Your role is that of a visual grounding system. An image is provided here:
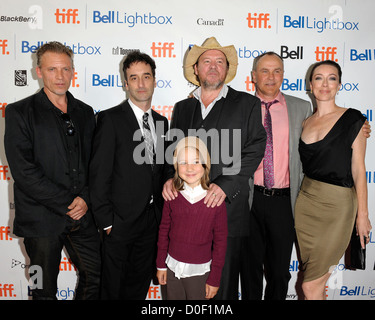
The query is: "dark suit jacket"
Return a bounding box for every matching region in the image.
[89,100,169,239]
[169,86,266,236]
[4,89,96,237]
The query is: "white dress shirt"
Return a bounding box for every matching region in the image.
[128,98,157,149]
[193,84,228,119]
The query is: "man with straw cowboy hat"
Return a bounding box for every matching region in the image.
[162,37,266,300]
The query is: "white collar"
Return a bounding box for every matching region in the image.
[180,182,207,204]
[192,84,228,119]
[193,84,228,101]
[128,98,152,121]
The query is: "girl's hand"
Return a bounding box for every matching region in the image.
[205,284,219,299]
[157,270,167,285]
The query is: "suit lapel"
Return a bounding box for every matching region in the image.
[121,100,142,134]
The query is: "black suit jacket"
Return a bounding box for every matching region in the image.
[169,86,266,236]
[4,89,96,237]
[89,100,169,239]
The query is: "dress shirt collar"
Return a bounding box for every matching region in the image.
[180,182,207,204]
[193,84,228,101]
[193,84,229,119]
[128,98,152,122]
[256,90,285,105]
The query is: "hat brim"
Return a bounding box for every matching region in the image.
[183,44,238,86]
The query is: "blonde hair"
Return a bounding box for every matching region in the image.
[172,137,211,191]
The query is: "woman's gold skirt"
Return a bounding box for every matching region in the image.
[295,176,357,282]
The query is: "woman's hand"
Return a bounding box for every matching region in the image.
[356,215,372,249]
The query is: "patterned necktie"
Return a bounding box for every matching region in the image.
[142,113,155,168]
[263,100,278,189]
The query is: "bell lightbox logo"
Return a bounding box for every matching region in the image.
[283,15,359,33]
[92,11,172,27]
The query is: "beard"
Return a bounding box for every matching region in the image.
[201,78,225,90]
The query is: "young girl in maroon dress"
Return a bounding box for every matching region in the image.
[156,136,228,300]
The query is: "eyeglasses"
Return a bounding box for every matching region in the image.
[60,113,75,136]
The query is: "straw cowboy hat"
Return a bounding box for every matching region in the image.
[183,37,238,86]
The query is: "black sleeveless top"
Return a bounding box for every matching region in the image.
[299,108,366,188]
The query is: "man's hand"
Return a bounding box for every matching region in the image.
[362,120,371,138]
[204,183,226,208]
[66,196,88,220]
[162,178,178,201]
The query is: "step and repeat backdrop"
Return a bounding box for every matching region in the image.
[0,0,374,300]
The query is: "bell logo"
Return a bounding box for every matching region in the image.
[246,13,271,29]
[55,9,80,24]
[281,45,304,60]
[0,39,10,55]
[315,46,338,62]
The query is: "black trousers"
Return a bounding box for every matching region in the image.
[100,204,158,300]
[214,236,252,300]
[24,215,101,300]
[248,188,295,300]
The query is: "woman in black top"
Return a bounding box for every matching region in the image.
[295,60,372,300]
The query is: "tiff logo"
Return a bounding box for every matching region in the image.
[246,13,271,29]
[315,46,338,62]
[0,226,12,240]
[0,102,7,118]
[55,9,80,24]
[148,286,161,299]
[151,42,175,58]
[152,105,173,121]
[0,165,11,181]
[0,39,10,55]
[244,77,255,92]
[72,72,79,88]
[60,257,77,272]
[0,284,15,298]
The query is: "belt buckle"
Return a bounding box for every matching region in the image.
[263,188,274,196]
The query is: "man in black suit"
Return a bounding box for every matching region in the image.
[89,51,169,299]
[162,37,266,299]
[4,41,101,300]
